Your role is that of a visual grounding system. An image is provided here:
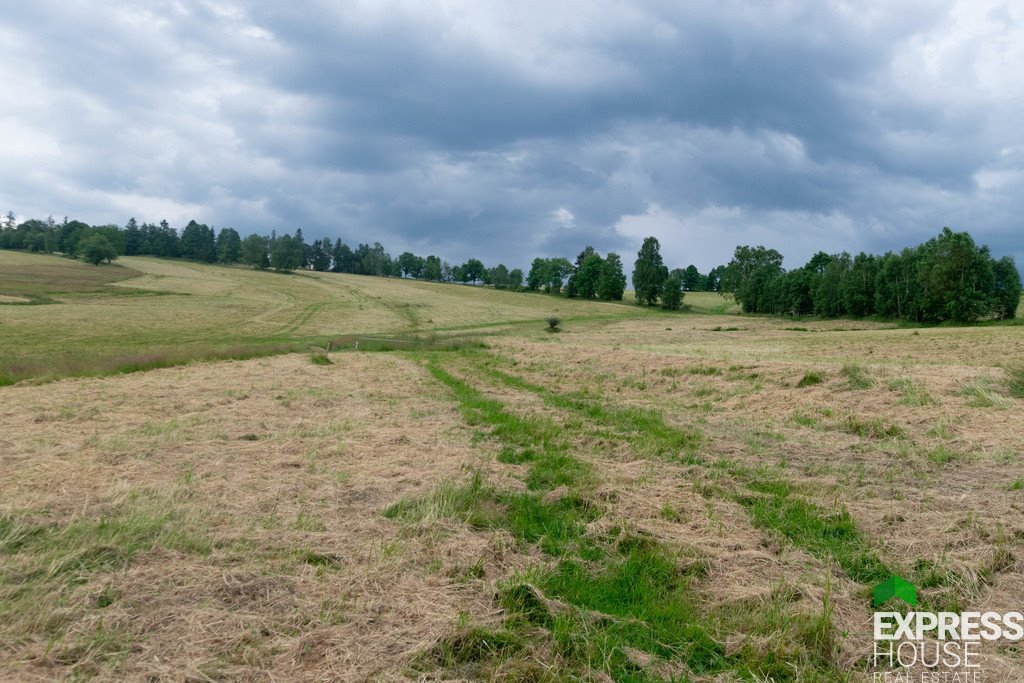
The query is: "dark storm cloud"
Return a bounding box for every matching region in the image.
[1,0,1021,270]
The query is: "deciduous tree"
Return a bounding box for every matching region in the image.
[632,237,668,305]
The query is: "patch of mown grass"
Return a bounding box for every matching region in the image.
[413,357,848,681]
[792,410,819,428]
[927,446,960,466]
[383,469,597,555]
[524,453,592,491]
[50,619,134,678]
[713,584,842,680]
[499,540,846,681]
[503,494,600,556]
[475,351,898,596]
[475,361,704,462]
[0,254,141,301]
[912,557,964,597]
[502,540,729,679]
[1006,366,1024,399]
[956,377,1013,408]
[341,335,488,354]
[737,485,891,585]
[927,419,954,439]
[839,416,905,439]
[383,471,497,527]
[405,358,864,683]
[887,378,936,406]
[840,363,873,390]
[392,362,599,555]
[411,625,528,679]
[0,496,212,579]
[0,342,310,387]
[496,446,537,464]
[0,491,212,666]
[423,361,562,453]
[797,370,823,388]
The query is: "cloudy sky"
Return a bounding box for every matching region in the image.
[2,1,1022,270]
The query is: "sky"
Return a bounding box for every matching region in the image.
[2,0,1023,272]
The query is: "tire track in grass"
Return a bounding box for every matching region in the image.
[468,352,895,589]
[472,351,1003,620]
[388,353,848,681]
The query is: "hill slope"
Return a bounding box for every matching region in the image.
[0,252,646,384]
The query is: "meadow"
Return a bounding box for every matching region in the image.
[1,251,1022,681]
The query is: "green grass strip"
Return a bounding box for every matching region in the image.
[472,359,704,462]
[402,355,847,681]
[470,354,892,588]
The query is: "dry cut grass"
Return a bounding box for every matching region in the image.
[2,253,1023,680]
[0,352,533,681]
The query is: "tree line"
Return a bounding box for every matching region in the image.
[720,227,1021,323]
[2,212,1018,322]
[2,212,702,305]
[0,213,609,294]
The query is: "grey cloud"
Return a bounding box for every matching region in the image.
[0,0,1021,273]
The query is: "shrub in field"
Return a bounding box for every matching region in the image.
[546,316,561,332]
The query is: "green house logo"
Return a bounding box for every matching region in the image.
[873,575,917,608]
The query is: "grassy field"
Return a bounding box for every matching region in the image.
[1,251,1023,681]
[0,252,644,385]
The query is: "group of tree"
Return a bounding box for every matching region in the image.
[524,248,628,301]
[4,212,1017,323]
[721,227,1021,323]
[630,237,709,310]
[0,213,531,286]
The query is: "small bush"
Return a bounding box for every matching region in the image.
[309,352,332,365]
[545,316,561,332]
[797,371,823,388]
